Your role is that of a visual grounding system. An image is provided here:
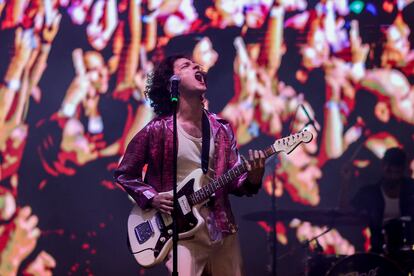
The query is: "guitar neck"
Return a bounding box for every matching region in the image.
[187,129,312,205]
[188,145,276,205]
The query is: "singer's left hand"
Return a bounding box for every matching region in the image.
[244,150,266,185]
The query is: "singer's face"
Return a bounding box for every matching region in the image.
[173,58,207,96]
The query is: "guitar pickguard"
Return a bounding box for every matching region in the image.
[150,178,201,257]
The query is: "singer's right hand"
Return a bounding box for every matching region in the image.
[151,194,173,215]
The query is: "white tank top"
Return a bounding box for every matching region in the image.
[382,187,401,223]
[176,123,215,184]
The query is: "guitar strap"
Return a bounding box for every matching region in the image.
[201,110,210,175]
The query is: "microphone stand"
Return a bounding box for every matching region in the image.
[276,227,333,276]
[300,104,319,133]
[171,82,179,276]
[269,156,279,276]
[303,227,332,276]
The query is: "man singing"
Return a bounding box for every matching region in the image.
[114,55,265,275]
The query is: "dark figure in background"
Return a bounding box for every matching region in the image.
[342,147,414,255]
[114,55,265,275]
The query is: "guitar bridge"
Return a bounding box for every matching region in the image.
[134,220,154,244]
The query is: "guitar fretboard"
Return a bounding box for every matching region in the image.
[187,146,275,205]
[187,130,311,205]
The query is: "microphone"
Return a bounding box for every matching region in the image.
[300,104,320,133]
[169,75,180,102]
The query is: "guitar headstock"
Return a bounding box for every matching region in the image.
[272,129,313,154]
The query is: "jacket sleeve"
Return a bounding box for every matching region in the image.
[114,124,158,209]
[225,124,261,196]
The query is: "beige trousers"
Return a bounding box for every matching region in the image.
[165,225,244,276]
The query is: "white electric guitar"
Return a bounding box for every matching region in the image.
[127,129,313,267]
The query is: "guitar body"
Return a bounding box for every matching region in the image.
[127,169,206,267]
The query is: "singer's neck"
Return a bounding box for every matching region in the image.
[177,95,203,123]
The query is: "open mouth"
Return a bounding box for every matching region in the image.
[195,71,205,84]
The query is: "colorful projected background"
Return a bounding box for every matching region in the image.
[1,0,414,275]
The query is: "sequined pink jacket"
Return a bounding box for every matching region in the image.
[114,110,260,235]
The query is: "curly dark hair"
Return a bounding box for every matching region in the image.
[145,54,189,116]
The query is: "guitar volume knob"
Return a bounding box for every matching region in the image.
[160,237,166,243]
